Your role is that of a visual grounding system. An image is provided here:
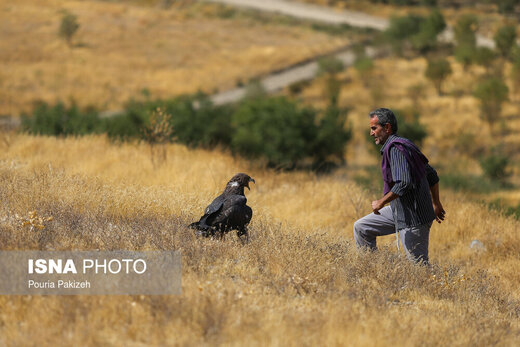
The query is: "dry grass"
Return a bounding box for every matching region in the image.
[0,0,349,116]
[0,134,519,345]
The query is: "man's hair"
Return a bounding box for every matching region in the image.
[369,108,398,134]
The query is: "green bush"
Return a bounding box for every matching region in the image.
[473,77,509,130]
[497,0,520,15]
[425,58,452,95]
[312,105,351,170]
[384,14,424,53]
[479,150,511,182]
[494,25,517,59]
[410,9,446,53]
[231,97,316,169]
[21,94,352,171]
[454,14,478,69]
[231,97,350,169]
[59,11,79,47]
[21,101,101,136]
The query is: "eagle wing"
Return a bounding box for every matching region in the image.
[189,194,225,230]
[211,195,252,230]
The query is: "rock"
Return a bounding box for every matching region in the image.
[470,240,486,251]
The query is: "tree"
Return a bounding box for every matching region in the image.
[473,47,497,74]
[480,147,511,183]
[425,58,452,95]
[510,45,520,101]
[494,25,517,59]
[384,14,424,54]
[497,0,520,15]
[410,9,446,53]
[473,77,509,131]
[59,11,79,47]
[454,14,478,70]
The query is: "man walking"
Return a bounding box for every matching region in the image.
[353,108,445,263]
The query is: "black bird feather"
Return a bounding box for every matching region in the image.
[189,173,255,243]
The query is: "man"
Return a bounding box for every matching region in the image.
[353,108,445,264]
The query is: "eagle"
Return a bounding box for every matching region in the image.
[189,173,255,243]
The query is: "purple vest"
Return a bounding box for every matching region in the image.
[381,137,428,195]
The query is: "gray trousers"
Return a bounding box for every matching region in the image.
[353,206,431,263]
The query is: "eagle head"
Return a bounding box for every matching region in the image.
[228,173,255,190]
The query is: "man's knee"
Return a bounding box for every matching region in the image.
[353,219,364,238]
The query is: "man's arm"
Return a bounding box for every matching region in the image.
[430,182,445,223]
[372,190,399,214]
[425,164,445,223]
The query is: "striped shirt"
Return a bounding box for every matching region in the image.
[381,135,439,229]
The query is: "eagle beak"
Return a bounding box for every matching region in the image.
[247,178,255,190]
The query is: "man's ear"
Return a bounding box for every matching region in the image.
[384,123,393,134]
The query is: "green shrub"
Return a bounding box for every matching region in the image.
[494,25,517,59]
[59,11,79,47]
[410,9,446,53]
[312,105,351,170]
[473,77,509,131]
[384,14,424,53]
[231,96,350,169]
[425,58,452,95]
[454,14,478,69]
[317,56,344,76]
[231,97,316,169]
[21,101,101,136]
[479,150,511,182]
[497,0,520,15]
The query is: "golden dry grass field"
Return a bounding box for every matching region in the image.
[0,0,350,116]
[0,134,519,345]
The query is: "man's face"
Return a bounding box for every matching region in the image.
[369,116,391,146]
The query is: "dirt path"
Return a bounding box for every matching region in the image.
[204,0,389,30]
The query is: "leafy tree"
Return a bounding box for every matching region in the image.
[21,101,100,136]
[510,45,520,100]
[454,14,478,70]
[497,0,520,14]
[59,11,79,47]
[425,58,452,95]
[317,56,344,76]
[231,96,351,169]
[410,9,446,53]
[312,105,351,170]
[473,47,497,74]
[231,97,317,169]
[473,77,509,131]
[480,148,511,183]
[494,25,517,59]
[384,14,424,54]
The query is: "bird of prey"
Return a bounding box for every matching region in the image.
[189,173,255,243]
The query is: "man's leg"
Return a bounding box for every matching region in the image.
[399,223,431,263]
[353,206,396,250]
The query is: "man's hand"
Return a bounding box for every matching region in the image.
[372,191,399,215]
[372,200,384,215]
[433,201,446,223]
